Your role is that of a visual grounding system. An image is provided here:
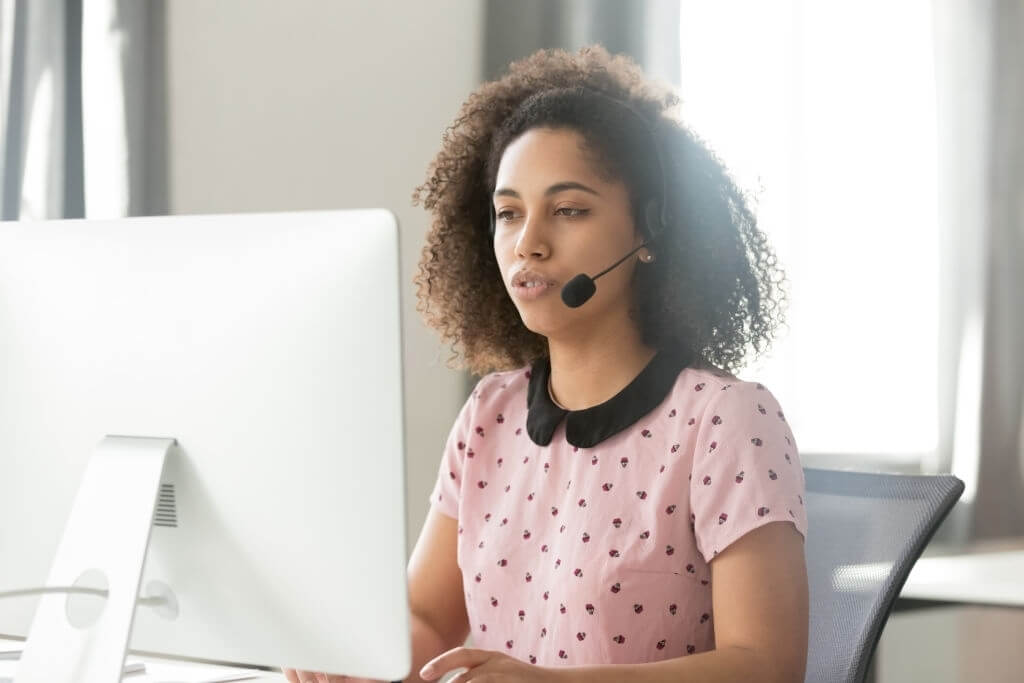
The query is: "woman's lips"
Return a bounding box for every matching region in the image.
[512,281,557,300]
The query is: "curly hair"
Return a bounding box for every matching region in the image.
[412,45,788,378]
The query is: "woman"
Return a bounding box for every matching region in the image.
[288,45,808,683]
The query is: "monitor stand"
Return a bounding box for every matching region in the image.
[15,436,176,683]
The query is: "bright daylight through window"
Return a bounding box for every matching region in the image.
[679,1,939,464]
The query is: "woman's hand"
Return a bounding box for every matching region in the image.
[282,667,386,683]
[419,648,561,682]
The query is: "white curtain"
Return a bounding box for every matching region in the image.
[0,0,160,221]
[1,0,71,219]
[483,0,680,99]
[932,0,1024,542]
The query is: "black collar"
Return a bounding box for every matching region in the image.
[526,348,694,448]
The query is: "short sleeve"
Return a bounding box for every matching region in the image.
[427,379,481,520]
[689,381,808,561]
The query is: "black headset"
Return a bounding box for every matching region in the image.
[487,89,671,247]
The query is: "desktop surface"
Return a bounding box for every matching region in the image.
[899,537,1024,608]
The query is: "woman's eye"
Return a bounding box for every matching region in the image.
[555,207,589,217]
[496,209,517,222]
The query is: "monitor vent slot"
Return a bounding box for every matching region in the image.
[154,483,178,528]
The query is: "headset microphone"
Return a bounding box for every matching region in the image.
[561,242,649,308]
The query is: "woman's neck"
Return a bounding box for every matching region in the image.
[546,334,658,411]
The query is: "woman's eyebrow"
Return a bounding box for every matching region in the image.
[493,181,602,199]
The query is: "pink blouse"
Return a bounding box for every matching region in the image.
[429,354,808,667]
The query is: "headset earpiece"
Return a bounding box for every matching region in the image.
[644,198,664,243]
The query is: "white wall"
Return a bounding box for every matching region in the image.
[164,0,483,554]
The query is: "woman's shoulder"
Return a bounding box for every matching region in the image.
[673,358,739,392]
[670,359,784,409]
[465,364,533,409]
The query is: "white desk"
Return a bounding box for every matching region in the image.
[898,539,1024,609]
[0,639,283,682]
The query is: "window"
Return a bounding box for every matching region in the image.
[679,1,939,466]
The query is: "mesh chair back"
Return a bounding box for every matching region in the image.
[803,468,964,683]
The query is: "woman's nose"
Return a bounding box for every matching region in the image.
[515,214,550,258]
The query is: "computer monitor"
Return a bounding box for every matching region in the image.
[0,210,411,681]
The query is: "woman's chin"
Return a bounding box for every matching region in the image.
[518,311,571,340]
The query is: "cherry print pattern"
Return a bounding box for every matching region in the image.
[427,366,808,666]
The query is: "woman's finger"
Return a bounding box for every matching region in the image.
[421,647,492,681]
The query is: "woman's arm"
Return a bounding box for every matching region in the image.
[402,507,471,683]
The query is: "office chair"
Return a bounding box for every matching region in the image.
[802,467,964,683]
